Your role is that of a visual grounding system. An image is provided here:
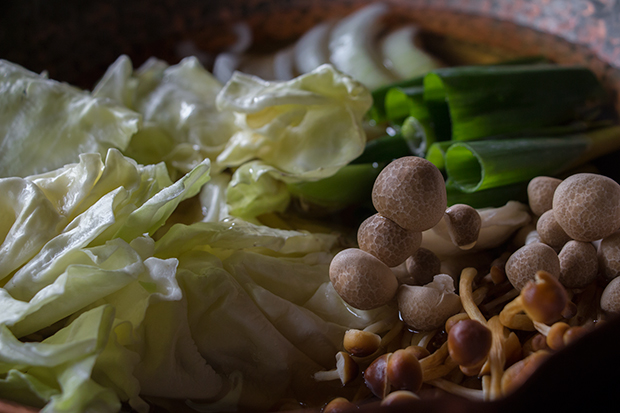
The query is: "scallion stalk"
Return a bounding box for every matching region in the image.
[287,163,382,210]
[446,179,528,208]
[421,64,609,142]
[445,126,620,193]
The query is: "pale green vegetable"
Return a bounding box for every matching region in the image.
[380,25,440,79]
[0,60,140,178]
[93,55,237,174]
[0,147,395,412]
[149,220,394,409]
[328,3,397,89]
[226,161,291,222]
[215,64,371,179]
[0,56,388,413]
[0,306,127,413]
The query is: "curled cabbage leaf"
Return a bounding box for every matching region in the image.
[93,55,237,175]
[215,64,371,178]
[0,60,140,178]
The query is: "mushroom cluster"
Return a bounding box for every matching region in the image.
[523,173,620,312]
[329,156,482,322]
[318,166,617,411]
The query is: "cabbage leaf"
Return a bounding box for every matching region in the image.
[0,60,140,178]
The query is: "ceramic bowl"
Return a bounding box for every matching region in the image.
[1,1,620,412]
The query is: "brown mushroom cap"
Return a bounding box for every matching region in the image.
[598,231,620,281]
[386,348,423,393]
[371,156,447,232]
[323,397,358,413]
[558,240,598,289]
[404,345,431,360]
[527,176,562,217]
[443,204,482,250]
[364,353,391,399]
[501,350,552,395]
[520,270,568,325]
[329,248,399,310]
[505,243,560,291]
[552,173,620,242]
[397,274,462,331]
[357,213,422,267]
[601,276,620,314]
[404,247,441,286]
[343,329,381,358]
[447,319,492,367]
[380,390,419,407]
[536,209,572,250]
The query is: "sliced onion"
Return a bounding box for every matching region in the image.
[228,23,253,54]
[273,46,297,80]
[380,25,440,79]
[328,3,398,90]
[213,52,241,84]
[294,21,333,74]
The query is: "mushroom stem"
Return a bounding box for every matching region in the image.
[481,288,519,314]
[428,379,485,401]
[532,320,551,336]
[414,330,437,349]
[420,342,458,381]
[485,316,507,401]
[364,314,399,335]
[313,352,358,385]
[498,296,535,331]
[380,320,405,348]
[459,267,487,325]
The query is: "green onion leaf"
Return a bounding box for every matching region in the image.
[287,163,382,210]
[421,64,609,142]
[445,126,620,193]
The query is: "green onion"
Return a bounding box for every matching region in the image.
[287,163,382,210]
[351,134,411,164]
[445,126,620,193]
[425,141,453,171]
[446,179,528,208]
[368,75,424,122]
[421,64,609,141]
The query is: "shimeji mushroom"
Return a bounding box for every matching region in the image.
[364,353,391,399]
[386,348,424,393]
[500,270,569,329]
[329,248,399,310]
[501,350,552,395]
[505,242,560,291]
[552,173,620,242]
[403,247,441,286]
[343,329,382,358]
[397,274,462,331]
[447,319,493,369]
[527,176,562,217]
[536,209,572,250]
[313,351,359,385]
[601,276,620,314]
[322,397,358,413]
[443,204,482,250]
[371,156,447,232]
[558,240,598,289]
[598,231,620,281]
[357,213,422,267]
[379,390,419,406]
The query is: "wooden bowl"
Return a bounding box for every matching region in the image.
[1,1,620,412]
